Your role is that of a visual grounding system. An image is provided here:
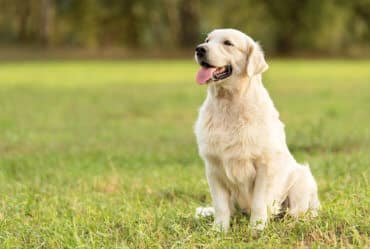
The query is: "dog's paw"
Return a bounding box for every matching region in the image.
[212,221,228,233]
[249,217,266,233]
[309,208,319,218]
[195,206,215,219]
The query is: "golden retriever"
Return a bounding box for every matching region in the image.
[194,29,320,232]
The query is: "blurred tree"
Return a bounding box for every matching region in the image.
[0,0,368,55]
[263,0,309,53]
[15,0,31,42]
[179,0,200,48]
[351,0,370,46]
[40,0,55,46]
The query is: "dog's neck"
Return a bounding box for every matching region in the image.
[207,75,262,101]
[205,74,278,121]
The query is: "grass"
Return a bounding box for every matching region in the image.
[0,59,369,248]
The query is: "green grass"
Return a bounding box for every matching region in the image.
[0,59,369,248]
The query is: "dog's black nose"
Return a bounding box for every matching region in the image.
[195,46,206,57]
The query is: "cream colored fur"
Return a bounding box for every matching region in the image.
[194,29,320,232]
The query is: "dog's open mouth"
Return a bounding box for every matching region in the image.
[196,62,232,85]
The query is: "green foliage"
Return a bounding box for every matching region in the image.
[0,0,369,54]
[0,60,369,248]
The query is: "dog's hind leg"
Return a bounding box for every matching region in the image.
[288,164,320,217]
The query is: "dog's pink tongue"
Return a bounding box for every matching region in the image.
[196,67,216,84]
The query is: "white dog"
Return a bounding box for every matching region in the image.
[194,29,320,232]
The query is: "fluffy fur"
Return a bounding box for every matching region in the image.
[194,29,320,232]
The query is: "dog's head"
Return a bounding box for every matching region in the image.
[195,29,268,85]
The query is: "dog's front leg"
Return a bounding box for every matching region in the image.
[206,164,231,232]
[250,165,268,231]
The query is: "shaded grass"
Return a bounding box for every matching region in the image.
[0,59,369,248]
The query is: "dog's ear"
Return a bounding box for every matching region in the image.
[246,42,268,77]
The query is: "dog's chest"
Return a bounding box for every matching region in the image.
[195,102,261,158]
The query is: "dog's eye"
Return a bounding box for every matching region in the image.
[205,39,210,43]
[223,40,233,46]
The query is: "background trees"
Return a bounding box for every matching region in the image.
[0,0,368,55]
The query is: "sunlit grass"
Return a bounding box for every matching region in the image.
[0,59,369,248]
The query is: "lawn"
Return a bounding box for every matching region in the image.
[0,59,369,248]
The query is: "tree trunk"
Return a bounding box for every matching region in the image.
[41,0,55,46]
[16,1,31,42]
[164,0,180,46]
[179,0,200,48]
